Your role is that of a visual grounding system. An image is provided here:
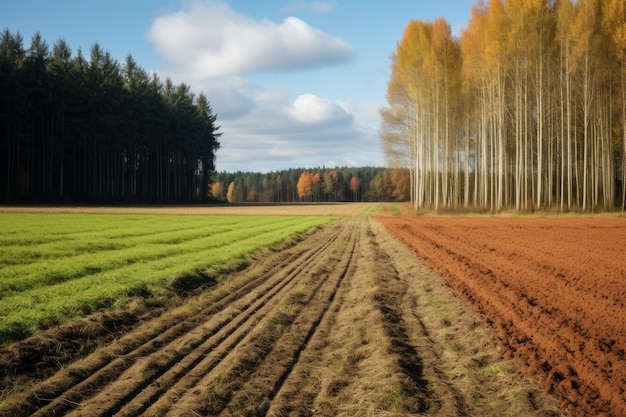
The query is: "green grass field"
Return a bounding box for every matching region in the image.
[0,212,334,344]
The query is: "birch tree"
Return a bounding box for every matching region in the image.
[382,0,624,212]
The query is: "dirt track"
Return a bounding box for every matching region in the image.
[1,217,565,416]
[378,216,625,417]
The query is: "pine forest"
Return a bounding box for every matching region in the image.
[381,0,626,212]
[0,30,221,203]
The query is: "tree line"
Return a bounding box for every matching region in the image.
[211,167,410,203]
[0,29,221,203]
[381,0,626,212]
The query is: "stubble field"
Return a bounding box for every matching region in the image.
[0,203,618,416]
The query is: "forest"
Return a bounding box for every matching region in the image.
[381,0,626,212]
[211,167,410,203]
[0,29,221,203]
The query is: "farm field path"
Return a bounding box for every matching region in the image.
[1,216,565,416]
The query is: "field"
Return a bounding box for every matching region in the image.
[0,202,372,217]
[378,216,626,417]
[0,203,620,416]
[0,211,334,343]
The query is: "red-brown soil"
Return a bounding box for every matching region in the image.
[0,217,566,416]
[377,216,626,417]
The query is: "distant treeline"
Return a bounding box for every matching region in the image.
[212,167,410,203]
[0,30,221,203]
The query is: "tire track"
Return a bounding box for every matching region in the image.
[265,218,438,417]
[163,223,359,416]
[214,222,360,416]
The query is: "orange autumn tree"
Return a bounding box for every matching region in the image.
[380,17,461,210]
[211,181,225,200]
[391,168,410,201]
[349,175,360,201]
[226,181,235,203]
[296,171,313,201]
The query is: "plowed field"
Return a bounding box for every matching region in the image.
[377,216,626,417]
[0,216,566,416]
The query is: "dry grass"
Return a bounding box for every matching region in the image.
[0,202,377,217]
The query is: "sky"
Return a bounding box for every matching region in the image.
[2,0,476,173]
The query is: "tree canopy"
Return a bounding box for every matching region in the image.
[0,29,221,203]
[212,167,409,203]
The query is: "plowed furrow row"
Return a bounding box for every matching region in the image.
[114,227,355,417]
[401,221,620,414]
[77,229,344,417]
[377,216,624,417]
[266,219,433,417]
[2,225,343,417]
[161,224,358,416]
[401,294,470,417]
[215,224,359,416]
[75,251,316,417]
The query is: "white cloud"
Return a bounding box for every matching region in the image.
[145,1,383,173]
[289,94,352,125]
[146,1,353,78]
[212,89,381,172]
[179,75,383,171]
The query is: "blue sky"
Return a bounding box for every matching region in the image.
[2,0,476,172]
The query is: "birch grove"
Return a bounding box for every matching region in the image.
[381,0,626,212]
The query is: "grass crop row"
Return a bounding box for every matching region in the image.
[0,217,282,293]
[0,213,334,344]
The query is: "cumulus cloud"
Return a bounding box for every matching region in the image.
[216,90,352,135]
[212,88,382,172]
[146,1,353,78]
[145,2,383,172]
[289,94,352,125]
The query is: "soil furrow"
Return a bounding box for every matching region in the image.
[216,223,360,416]
[378,216,623,417]
[267,219,435,416]
[364,219,440,414]
[165,223,357,416]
